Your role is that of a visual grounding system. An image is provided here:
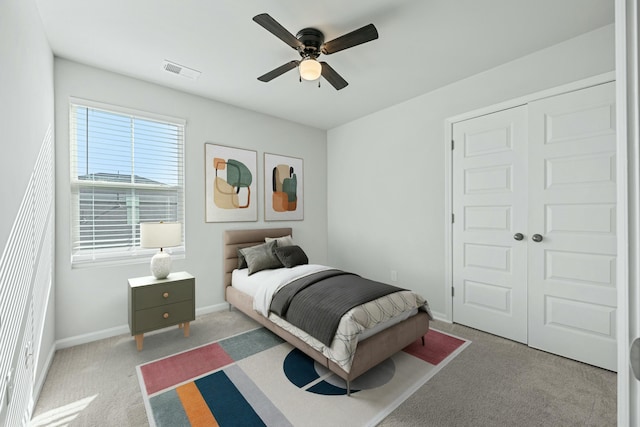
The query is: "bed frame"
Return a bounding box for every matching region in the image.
[223,228,430,394]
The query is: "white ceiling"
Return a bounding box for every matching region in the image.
[35,0,614,130]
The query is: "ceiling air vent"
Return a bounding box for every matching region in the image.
[162,60,201,80]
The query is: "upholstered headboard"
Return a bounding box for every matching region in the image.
[223,228,292,287]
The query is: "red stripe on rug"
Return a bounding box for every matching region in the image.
[140,343,234,395]
[403,329,466,365]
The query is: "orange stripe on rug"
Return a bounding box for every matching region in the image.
[176,382,219,427]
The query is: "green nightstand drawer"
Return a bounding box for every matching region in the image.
[133,300,195,334]
[134,279,193,310]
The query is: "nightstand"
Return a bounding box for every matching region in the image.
[128,271,195,351]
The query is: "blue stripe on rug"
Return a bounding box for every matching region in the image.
[149,389,190,427]
[225,364,293,427]
[195,369,265,426]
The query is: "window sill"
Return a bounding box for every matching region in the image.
[71,248,185,270]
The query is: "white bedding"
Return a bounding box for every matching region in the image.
[232,264,331,314]
[231,264,433,372]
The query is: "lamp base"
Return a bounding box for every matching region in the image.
[150,251,171,279]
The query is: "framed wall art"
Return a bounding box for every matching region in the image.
[205,143,257,222]
[264,153,303,221]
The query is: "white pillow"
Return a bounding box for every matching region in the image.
[265,235,294,247]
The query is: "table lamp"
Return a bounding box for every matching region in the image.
[140,222,182,279]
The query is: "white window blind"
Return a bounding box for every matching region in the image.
[69,100,185,265]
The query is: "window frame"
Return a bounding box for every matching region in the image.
[69,97,186,266]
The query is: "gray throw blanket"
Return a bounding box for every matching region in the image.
[270,269,405,346]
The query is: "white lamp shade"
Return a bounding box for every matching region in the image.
[299,59,322,81]
[140,222,182,249]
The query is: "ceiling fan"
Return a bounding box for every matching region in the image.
[253,13,379,90]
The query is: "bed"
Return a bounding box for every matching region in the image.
[223,228,431,394]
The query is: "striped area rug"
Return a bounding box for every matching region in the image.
[137,327,470,427]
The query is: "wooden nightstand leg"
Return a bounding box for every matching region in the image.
[135,334,144,351]
[183,322,190,337]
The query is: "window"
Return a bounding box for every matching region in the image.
[70,99,185,265]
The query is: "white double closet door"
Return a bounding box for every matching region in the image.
[452,81,617,371]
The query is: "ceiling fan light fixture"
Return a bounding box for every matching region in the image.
[299,58,322,81]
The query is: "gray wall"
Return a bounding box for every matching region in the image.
[326,24,615,319]
[54,59,328,343]
[51,21,615,341]
[0,0,55,411]
[0,2,53,245]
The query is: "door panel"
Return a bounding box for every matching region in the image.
[528,82,617,371]
[452,106,528,344]
[452,82,617,371]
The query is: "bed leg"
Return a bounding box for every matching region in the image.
[347,380,351,397]
[422,336,425,346]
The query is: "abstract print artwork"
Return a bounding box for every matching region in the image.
[264,153,303,221]
[205,144,257,222]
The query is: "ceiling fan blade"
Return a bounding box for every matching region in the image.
[257,61,300,82]
[253,13,304,50]
[320,62,348,90]
[321,23,378,55]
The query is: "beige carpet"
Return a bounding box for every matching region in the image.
[32,310,616,426]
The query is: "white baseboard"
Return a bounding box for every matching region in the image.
[196,302,229,316]
[431,310,451,323]
[55,303,230,350]
[56,325,130,350]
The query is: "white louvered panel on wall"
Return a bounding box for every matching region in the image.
[30,126,54,393]
[0,126,54,426]
[4,303,33,427]
[0,183,36,426]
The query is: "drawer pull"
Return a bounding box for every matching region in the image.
[163,312,170,319]
[163,292,169,299]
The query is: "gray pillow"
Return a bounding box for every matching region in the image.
[237,248,248,269]
[274,245,308,268]
[265,235,294,247]
[239,240,282,275]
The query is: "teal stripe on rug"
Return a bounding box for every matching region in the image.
[195,369,265,426]
[149,389,190,427]
[219,328,285,360]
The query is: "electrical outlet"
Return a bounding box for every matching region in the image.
[390,270,397,282]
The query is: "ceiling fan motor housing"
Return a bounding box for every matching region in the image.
[296,28,324,59]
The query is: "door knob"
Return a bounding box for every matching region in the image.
[532,234,543,242]
[631,337,640,381]
[513,233,524,241]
